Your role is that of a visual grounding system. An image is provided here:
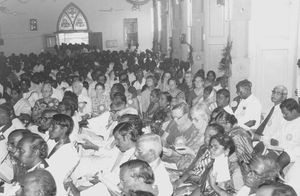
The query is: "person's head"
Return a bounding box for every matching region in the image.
[171,102,190,131]
[55,71,63,83]
[212,109,238,132]
[167,78,178,90]
[97,74,107,85]
[271,85,288,105]
[72,81,83,96]
[135,134,162,163]
[95,82,105,95]
[146,75,155,88]
[20,79,31,92]
[206,70,216,82]
[216,89,230,108]
[113,121,143,152]
[110,83,126,100]
[162,71,172,83]
[204,123,225,146]
[119,159,155,195]
[245,155,280,190]
[135,69,144,81]
[15,133,48,170]
[219,76,228,88]
[39,109,59,132]
[256,182,297,196]
[11,86,23,103]
[16,169,56,196]
[190,103,210,130]
[111,92,127,120]
[193,75,204,89]
[184,71,193,86]
[49,114,73,142]
[280,98,300,121]
[58,100,76,117]
[159,91,172,108]
[209,133,235,159]
[41,83,53,99]
[150,89,160,103]
[0,107,10,126]
[7,129,30,158]
[236,79,252,99]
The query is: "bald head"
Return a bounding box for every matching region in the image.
[135,134,162,163]
[16,169,56,196]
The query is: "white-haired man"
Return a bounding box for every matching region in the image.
[135,134,173,196]
[72,81,92,119]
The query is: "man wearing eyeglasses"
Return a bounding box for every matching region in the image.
[255,85,288,147]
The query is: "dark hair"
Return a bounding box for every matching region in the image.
[210,133,235,156]
[52,114,74,137]
[128,190,155,196]
[206,123,225,135]
[167,77,178,86]
[160,91,172,104]
[195,69,205,79]
[217,89,230,99]
[207,70,216,80]
[112,92,127,106]
[213,109,238,126]
[118,114,143,132]
[280,98,300,112]
[58,100,76,116]
[11,86,22,95]
[161,71,172,82]
[111,83,126,97]
[63,91,78,108]
[192,75,204,88]
[128,86,137,98]
[120,159,154,185]
[113,121,143,142]
[258,182,297,196]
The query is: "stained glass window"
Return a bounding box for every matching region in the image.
[57,3,88,32]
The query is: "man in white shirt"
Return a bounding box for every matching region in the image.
[234,79,262,130]
[0,107,25,183]
[135,134,173,196]
[20,78,39,108]
[256,85,288,146]
[72,81,92,119]
[278,98,300,195]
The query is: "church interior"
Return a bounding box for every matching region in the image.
[0,0,300,195]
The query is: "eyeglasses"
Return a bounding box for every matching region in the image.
[110,109,121,114]
[271,90,286,95]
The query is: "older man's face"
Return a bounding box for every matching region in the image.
[244,159,267,189]
[271,88,286,105]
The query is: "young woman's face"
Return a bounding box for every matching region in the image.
[209,138,225,158]
[204,127,218,146]
[194,76,204,89]
[168,79,177,90]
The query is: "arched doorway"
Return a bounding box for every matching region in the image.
[56,3,89,45]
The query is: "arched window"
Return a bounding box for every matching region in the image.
[56,3,89,44]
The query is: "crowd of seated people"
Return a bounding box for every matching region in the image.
[0,43,299,196]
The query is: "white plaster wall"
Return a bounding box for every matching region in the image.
[0,0,153,55]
